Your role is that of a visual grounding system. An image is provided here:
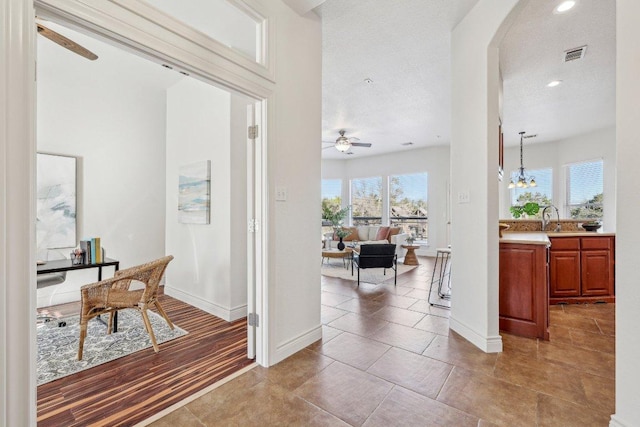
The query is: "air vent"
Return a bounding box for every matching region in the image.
[564,46,587,62]
[401,142,414,146]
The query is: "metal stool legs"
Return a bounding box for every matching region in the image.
[428,248,451,309]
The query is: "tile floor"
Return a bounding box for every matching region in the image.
[150,257,615,427]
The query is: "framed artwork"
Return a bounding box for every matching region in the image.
[178,160,211,224]
[36,153,77,249]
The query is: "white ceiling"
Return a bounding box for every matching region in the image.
[318,0,616,158]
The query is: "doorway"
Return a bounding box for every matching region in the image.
[32,6,268,423]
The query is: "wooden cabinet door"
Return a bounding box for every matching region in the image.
[549,250,581,298]
[581,249,613,296]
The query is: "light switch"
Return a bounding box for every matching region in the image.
[275,186,287,201]
[457,190,470,204]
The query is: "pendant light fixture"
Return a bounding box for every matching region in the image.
[508,131,537,189]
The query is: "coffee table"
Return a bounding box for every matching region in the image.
[322,248,353,268]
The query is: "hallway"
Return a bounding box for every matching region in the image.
[150,257,614,426]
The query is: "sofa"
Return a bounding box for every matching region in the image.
[324,225,410,257]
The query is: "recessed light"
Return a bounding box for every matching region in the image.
[364,78,373,84]
[547,80,562,87]
[555,1,576,13]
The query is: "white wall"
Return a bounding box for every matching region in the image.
[322,146,451,255]
[500,126,616,231]
[267,1,323,364]
[36,30,174,306]
[164,77,248,321]
[613,1,640,425]
[449,0,525,353]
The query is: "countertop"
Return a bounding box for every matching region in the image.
[546,231,616,237]
[500,231,616,246]
[500,232,551,246]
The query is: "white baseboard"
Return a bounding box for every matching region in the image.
[449,316,503,353]
[610,415,630,427]
[271,324,322,366]
[165,286,247,322]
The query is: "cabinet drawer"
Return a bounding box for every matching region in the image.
[550,237,580,251]
[581,237,612,250]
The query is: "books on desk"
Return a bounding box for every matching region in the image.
[80,237,102,264]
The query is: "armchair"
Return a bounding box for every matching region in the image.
[78,255,174,360]
[351,244,397,287]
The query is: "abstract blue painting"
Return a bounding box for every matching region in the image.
[178,160,211,224]
[36,153,77,249]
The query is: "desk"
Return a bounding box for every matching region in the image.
[37,258,121,330]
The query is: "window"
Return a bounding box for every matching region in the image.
[510,168,553,218]
[321,179,342,227]
[350,176,382,225]
[389,173,428,242]
[566,160,603,220]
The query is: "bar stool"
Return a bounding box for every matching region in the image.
[428,247,451,309]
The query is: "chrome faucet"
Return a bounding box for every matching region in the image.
[542,205,561,232]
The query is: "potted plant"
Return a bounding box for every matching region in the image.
[322,205,350,227]
[509,202,540,219]
[334,227,352,250]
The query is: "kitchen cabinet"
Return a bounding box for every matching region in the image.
[499,241,549,340]
[549,235,615,304]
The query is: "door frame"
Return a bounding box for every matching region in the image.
[34,0,272,365]
[0,3,273,422]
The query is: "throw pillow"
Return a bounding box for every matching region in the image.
[357,226,369,241]
[388,227,401,241]
[375,226,391,241]
[345,227,359,241]
[368,226,380,241]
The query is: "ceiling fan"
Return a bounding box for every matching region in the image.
[37,19,98,61]
[322,130,372,153]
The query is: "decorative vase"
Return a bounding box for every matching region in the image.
[337,237,345,251]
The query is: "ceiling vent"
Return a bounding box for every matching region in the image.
[564,46,587,62]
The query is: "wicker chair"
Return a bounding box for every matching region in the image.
[78,255,174,360]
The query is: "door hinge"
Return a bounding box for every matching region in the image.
[248,313,259,327]
[248,218,259,233]
[248,125,259,140]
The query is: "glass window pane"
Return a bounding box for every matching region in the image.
[567,160,603,220]
[510,168,553,216]
[351,177,382,226]
[321,179,342,227]
[389,173,428,242]
[144,0,260,62]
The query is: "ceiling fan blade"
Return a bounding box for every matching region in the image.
[322,145,335,150]
[350,142,372,148]
[37,23,98,61]
[348,137,360,142]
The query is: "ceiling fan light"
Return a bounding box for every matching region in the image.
[555,1,576,13]
[335,137,351,152]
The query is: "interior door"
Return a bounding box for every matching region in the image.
[246,100,264,361]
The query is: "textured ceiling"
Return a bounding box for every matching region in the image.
[319,0,616,158]
[318,0,479,159]
[500,0,615,147]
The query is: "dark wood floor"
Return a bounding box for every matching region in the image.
[37,295,253,426]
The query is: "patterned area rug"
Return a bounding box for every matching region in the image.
[321,260,417,284]
[37,309,187,385]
